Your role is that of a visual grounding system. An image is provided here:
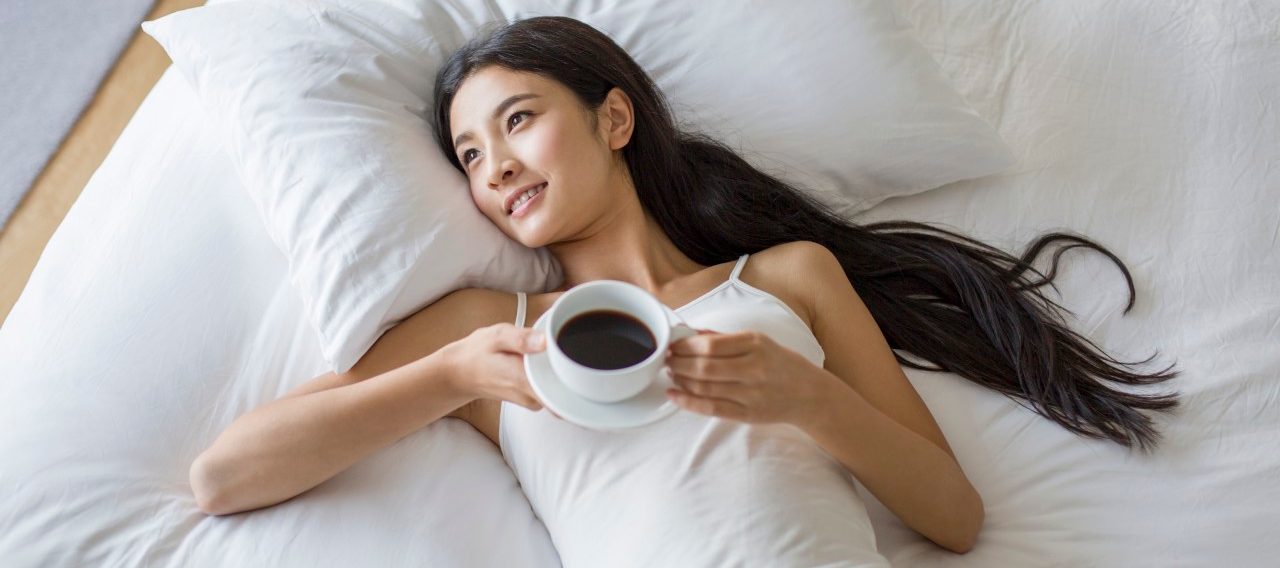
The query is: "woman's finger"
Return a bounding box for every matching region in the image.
[519,391,543,411]
[666,389,748,420]
[492,323,546,354]
[672,375,742,400]
[665,357,745,381]
[669,330,760,357]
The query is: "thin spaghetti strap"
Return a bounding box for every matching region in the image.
[729,253,750,282]
[515,292,527,327]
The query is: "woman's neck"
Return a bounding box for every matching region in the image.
[547,203,704,295]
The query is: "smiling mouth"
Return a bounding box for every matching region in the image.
[508,183,547,216]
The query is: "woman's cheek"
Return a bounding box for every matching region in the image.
[525,120,569,173]
[470,185,496,220]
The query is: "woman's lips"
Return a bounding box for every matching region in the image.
[510,184,546,219]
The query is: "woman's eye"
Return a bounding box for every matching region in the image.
[507,110,530,131]
[459,111,529,166]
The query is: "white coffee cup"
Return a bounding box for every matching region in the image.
[545,280,698,403]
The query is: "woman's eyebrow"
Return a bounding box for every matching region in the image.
[453,93,542,148]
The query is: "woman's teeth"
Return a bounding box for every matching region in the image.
[510,184,545,214]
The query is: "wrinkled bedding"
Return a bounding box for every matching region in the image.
[856,2,1280,565]
[1,1,1277,566]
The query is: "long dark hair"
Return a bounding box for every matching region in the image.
[432,16,1179,451]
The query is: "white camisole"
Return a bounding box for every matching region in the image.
[501,254,889,567]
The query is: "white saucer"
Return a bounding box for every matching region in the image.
[524,310,681,431]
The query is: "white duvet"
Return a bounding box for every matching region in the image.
[2,1,1277,566]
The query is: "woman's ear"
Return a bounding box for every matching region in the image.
[599,87,635,151]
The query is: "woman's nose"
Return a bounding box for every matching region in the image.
[486,156,521,189]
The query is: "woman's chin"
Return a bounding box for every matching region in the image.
[497,213,553,248]
[509,230,547,249]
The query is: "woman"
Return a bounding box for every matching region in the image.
[188,16,1179,561]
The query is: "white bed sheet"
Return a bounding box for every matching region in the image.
[0,71,561,567]
[2,1,1278,567]
[852,2,1280,566]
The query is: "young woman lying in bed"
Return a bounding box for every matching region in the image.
[188,16,1179,557]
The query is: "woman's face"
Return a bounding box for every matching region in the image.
[449,66,625,247]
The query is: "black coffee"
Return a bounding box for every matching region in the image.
[556,309,657,370]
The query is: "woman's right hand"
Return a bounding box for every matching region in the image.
[439,323,547,411]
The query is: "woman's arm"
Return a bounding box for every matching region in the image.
[801,242,983,553]
[663,241,983,553]
[797,373,983,554]
[190,288,514,516]
[190,352,471,516]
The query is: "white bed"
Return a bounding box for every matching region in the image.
[2,1,1278,566]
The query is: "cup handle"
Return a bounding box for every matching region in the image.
[669,322,698,345]
[660,323,699,389]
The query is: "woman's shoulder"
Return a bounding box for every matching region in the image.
[446,287,516,309]
[740,241,837,329]
[426,288,518,332]
[460,287,562,328]
[757,240,838,269]
[522,289,565,327]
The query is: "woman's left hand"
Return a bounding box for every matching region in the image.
[664,329,836,425]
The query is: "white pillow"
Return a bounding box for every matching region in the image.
[144,0,1014,374]
[144,1,563,374]
[492,0,1017,214]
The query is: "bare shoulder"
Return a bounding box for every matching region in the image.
[438,287,521,325]
[758,240,838,269]
[340,287,517,383]
[517,289,565,329]
[739,241,840,329]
